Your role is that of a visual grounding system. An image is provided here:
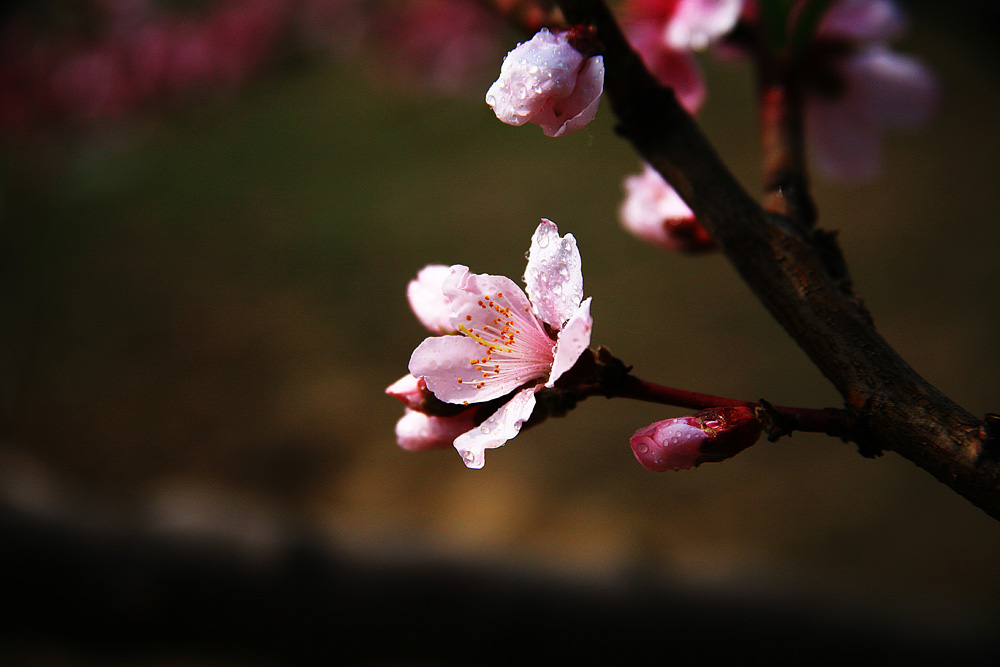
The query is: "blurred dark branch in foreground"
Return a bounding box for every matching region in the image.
[555,0,1000,520]
[0,499,993,665]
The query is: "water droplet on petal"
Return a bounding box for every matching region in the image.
[537,235,550,248]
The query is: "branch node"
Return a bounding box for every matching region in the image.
[978,413,1000,458]
[755,399,797,442]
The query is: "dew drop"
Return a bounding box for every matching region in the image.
[537,234,550,248]
[486,95,496,106]
[480,424,492,434]
[636,443,649,454]
[513,83,528,100]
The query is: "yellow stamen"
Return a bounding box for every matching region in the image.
[459,323,515,354]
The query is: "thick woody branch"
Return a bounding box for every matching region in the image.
[554,0,1000,519]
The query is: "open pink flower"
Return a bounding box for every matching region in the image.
[624,0,744,112]
[485,28,604,137]
[407,219,593,468]
[805,0,939,180]
[620,163,716,252]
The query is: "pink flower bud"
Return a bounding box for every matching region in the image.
[630,406,761,471]
[485,28,604,137]
[385,374,426,411]
[620,164,716,253]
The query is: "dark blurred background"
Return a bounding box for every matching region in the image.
[1,0,998,664]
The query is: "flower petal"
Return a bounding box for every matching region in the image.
[407,264,456,333]
[395,408,477,452]
[453,386,537,468]
[409,334,503,404]
[548,297,593,387]
[535,55,605,137]
[666,0,743,50]
[386,373,423,410]
[523,219,584,329]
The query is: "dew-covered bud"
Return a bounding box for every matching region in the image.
[485,28,604,137]
[630,406,762,472]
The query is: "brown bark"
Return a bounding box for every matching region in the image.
[555,0,1000,519]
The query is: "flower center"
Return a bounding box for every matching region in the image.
[454,291,554,391]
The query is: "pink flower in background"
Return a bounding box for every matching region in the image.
[486,28,605,137]
[406,219,593,468]
[630,406,761,471]
[376,0,505,94]
[623,0,744,112]
[619,163,716,252]
[804,0,939,180]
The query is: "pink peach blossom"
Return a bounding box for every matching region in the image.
[485,28,605,137]
[407,219,593,467]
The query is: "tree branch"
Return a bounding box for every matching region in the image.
[554,0,1000,519]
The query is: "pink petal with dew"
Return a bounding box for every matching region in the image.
[818,0,905,43]
[666,0,744,50]
[409,335,494,403]
[523,219,584,329]
[485,28,584,127]
[536,55,605,137]
[453,386,538,468]
[407,264,455,334]
[395,408,477,452]
[548,297,593,387]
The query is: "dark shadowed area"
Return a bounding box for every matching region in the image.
[1,1,998,664]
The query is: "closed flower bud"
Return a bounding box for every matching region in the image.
[485,28,604,137]
[630,406,762,472]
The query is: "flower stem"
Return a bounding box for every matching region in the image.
[576,374,848,439]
